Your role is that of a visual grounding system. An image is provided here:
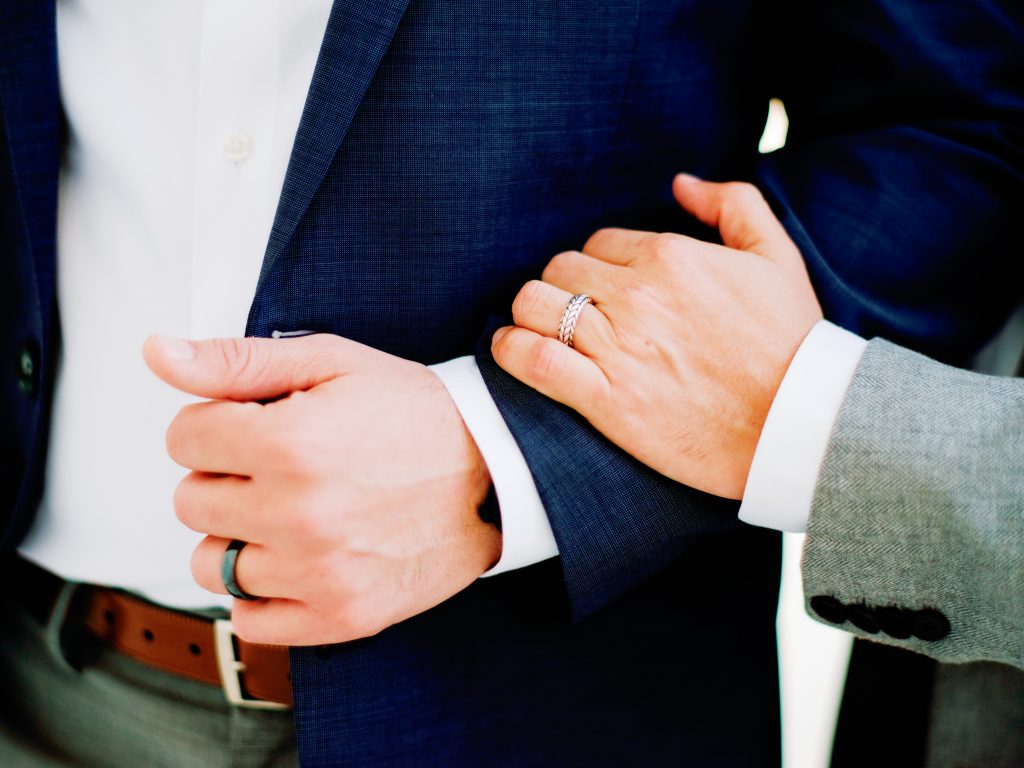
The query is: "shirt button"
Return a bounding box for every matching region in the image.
[16,343,39,397]
[223,131,254,164]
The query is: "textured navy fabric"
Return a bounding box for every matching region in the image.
[2,0,1023,766]
[0,0,60,555]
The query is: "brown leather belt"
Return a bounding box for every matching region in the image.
[7,557,292,709]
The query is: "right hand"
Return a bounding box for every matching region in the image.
[491,175,823,499]
[144,332,499,646]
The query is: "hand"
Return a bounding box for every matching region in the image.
[491,175,823,499]
[143,334,500,646]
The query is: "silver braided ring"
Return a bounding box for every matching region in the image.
[222,539,259,601]
[557,294,592,348]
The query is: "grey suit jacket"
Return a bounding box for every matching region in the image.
[802,339,1024,766]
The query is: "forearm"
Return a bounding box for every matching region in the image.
[476,322,742,619]
[431,355,559,576]
[803,339,1024,668]
[757,0,1024,364]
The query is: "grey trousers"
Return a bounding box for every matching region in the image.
[0,584,298,768]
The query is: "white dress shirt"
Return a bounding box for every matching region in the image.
[740,320,868,532]
[21,0,553,608]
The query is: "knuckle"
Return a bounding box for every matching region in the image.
[314,558,351,599]
[220,338,269,393]
[541,250,579,282]
[290,499,333,543]
[527,339,564,384]
[642,234,701,275]
[164,412,191,464]
[727,181,762,199]
[645,233,681,261]
[511,280,546,323]
[583,228,615,253]
[219,336,249,372]
[172,478,196,527]
[189,544,216,591]
[304,336,344,378]
[164,424,181,463]
[228,607,263,643]
[490,329,512,363]
[724,182,763,211]
[337,603,383,640]
[617,280,656,307]
[266,424,317,475]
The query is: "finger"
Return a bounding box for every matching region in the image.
[143,332,376,402]
[165,400,263,474]
[229,598,315,645]
[511,280,612,353]
[191,536,292,600]
[581,227,657,266]
[174,472,269,541]
[231,596,392,646]
[541,250,623,296]
[672,175,804,270]
[491,326,608,414]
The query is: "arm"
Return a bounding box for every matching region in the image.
[742,319,1024,667]
[757,0,1024,365]
[477,338,742,619]
[480,0,1024,617]
[491,171,1024,663]
[431,356,558,576]
[802,339,1024,669]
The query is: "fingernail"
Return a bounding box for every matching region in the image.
[155,334,195,361]
[492,326,512,346]
[675,172,700,184]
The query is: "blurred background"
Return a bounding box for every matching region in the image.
[757,99,854,768]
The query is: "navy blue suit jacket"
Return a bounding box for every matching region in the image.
[2,1,1022,766]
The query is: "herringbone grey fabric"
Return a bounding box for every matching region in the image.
[804,338,1023,665]
[803,338,1024,766]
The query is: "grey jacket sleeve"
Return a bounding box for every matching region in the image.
[801,339,1024,669]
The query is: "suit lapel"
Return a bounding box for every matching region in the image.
[0,0,61,307]
[250,0,414,311]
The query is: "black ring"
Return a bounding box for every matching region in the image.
[222,540,258,601]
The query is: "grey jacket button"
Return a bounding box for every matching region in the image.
[810,595,848,625]
[909,608,950,642]
[847,604,881,634]
[875,606,913,639]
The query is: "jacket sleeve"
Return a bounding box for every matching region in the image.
[476,0,1024,620]
[756,0,1024,364]
[802,339,1024,669]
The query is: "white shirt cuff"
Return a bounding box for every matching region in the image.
[430,356,559,576]
[738,320,868,533]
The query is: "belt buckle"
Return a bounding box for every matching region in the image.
[213,620,289,710]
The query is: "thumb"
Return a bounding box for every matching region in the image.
[672,174,804,271]
[143,333,356,401]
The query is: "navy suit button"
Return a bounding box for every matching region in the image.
[846,604,880,634]
[909,608,950,642]
[16,343,39,397]
[809,595,848,625]
[875,607,913,639]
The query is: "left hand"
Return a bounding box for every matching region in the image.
[491,174,823,500]
[143,334,500,646]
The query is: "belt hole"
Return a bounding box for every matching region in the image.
[103,610,115,625]
[142,629,154,642]
[189,643,201,656]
